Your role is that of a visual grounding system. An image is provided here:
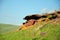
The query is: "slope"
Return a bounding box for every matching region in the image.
[0,24,19,34]
[0,21,60,40]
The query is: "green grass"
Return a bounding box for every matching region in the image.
[0,22,60,40]
[0,24,19,33]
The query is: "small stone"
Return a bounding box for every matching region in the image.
[40,32,46,36]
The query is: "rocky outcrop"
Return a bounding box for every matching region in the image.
[19,10,60,30]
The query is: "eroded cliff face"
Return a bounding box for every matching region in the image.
[19,10,60,30]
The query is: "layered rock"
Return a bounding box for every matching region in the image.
[19,10,60,30]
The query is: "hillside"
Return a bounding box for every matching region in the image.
[0,10,60,40]
[0,21,60,40]
[0,24,19,34]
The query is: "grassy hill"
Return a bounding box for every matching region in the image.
[0,24,19,34]
[0,9,60,40]
[0,22,60,40]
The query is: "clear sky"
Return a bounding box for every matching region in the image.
[0,0,60,25]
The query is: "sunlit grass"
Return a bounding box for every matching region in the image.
[0,22,60,40]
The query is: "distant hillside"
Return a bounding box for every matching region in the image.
[0,24,19,33]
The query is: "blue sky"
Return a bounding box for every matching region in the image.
[0,0,60,25]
